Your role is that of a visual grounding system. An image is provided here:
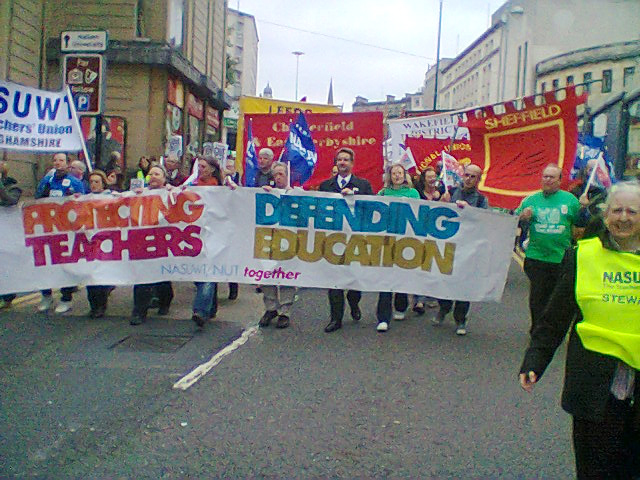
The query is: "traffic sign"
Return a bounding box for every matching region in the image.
[61,31,108,52]
[63,54,104,115]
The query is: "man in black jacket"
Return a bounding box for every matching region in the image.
[319,147,373,333]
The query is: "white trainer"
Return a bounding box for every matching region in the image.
[456,323,467,336]
[393,311,405,321]
[54,301,72,314]
[37,296,53,312]
[376,321,389,332]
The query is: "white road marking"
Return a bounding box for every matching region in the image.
[172,325,259,391]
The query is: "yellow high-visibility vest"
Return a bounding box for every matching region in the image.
[575,237,640,369]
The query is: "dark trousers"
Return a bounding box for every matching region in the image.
[523,258,562,333]
[228,282,238,299]
[438,299,470,324]
[1,293,17,303]
[376,292,408,323]
[328,289,361,323]
[572,395,640,479]
[133,281,173,317]
[41,287,74,302]
[86,286,112,312]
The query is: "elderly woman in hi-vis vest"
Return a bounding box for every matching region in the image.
[519,181,640,479]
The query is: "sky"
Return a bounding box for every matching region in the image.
[234,0,497,110]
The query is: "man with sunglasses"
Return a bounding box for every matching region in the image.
[434,164,488,335]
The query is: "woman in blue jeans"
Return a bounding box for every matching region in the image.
[188,157,224,328]
[375,164,420,332]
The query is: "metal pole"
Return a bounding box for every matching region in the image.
[292,51,304,100]
[433,0,443,110]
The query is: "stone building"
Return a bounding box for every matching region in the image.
[437,0,640,110]
[0,0,230,192]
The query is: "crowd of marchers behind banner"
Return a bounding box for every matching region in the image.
[0,149,631,334]
[2,148,639,477]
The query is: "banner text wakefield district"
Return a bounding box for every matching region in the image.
[0,188,518,300]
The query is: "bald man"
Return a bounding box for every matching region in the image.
[434,164,488,335]
[515,164,581,333]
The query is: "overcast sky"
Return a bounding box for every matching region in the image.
[234,0,496,110]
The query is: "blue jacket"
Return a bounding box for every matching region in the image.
[35,171,86,199]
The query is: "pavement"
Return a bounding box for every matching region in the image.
[0,262,575,478]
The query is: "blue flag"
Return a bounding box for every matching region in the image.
[244,119,258,187]
[283,112,317,186]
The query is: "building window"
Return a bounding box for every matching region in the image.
[541,81,546,93]
[552,79,559,91]
[168,0,184,49]
[624,66,635,88]
[566,75,574,86]
[135,0,144,37]
[583,72,592,93]
[602,69,612,93]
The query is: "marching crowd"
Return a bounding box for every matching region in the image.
[1,147,639,478]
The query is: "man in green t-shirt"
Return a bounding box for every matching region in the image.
[515,164,581,333]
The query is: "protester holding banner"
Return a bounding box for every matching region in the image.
[70,160,90,194]
[189,157,224,327]
[35,153,85,313]
[131,164,174,325]
[415,167,444,202]
[319,147,373,333]
[519,181,640,479]
[571,158,608,238]
[412,167,445,313]
[375,164,419,332]
[253,148,276,187]
[35,153,85,199]
[0,161,22,207]
[515,165,581,334]
[166,154,187,187]
[106,167,125,192]
[258,162,299,329]
[85,170,115,318]
[434,164,488,336]
[0,161,22,310]
[222,156,240,300]
[134,156,152,187]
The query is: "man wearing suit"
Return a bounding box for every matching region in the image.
[319,147,373,333]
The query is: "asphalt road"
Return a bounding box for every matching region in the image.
[0,262,575,479]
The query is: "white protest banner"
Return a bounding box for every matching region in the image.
[0,189,518,301]
[0,80,84,152]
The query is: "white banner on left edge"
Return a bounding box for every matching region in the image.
[0,80,83,152]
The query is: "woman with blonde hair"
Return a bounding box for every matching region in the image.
[375,163,419,332]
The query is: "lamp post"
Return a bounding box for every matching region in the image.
[292,51,304,100]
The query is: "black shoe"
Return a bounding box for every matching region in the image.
[89,308,105,319]
[276,314,290,329]
[412,303,425,315]
[157,306,170,315]
[192,313,205,328]
[228,284,238,300]
[351,305,361,322]
[259,310,277,327]
[130,314,145,325]
[324,320,342,333]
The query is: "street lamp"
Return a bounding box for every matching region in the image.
[292,51,304,100]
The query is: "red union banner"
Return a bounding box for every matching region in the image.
[461,86,587,209]
[244,112,384,191]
